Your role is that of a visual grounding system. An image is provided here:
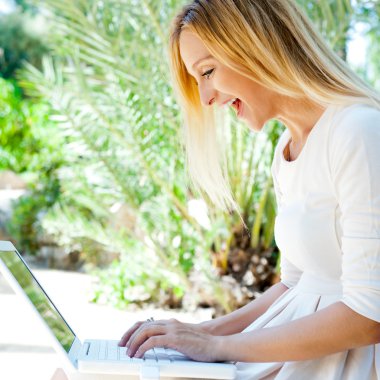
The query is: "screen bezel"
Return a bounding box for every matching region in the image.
[0,241,81,369]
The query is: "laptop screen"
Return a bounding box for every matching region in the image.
[0,249,76,352]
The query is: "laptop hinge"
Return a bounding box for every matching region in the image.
[139,365,160,380]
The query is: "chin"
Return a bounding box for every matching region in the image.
[245,119,264,133]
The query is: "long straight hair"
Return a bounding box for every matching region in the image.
[168,0,380,212]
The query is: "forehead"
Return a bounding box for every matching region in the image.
[179,30,213,74]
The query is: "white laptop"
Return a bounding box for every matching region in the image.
[0,241,236,380]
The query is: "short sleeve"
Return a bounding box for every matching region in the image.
[330,105,380,322]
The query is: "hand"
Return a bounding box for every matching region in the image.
[118,318,226,362]
[118,318,210,348]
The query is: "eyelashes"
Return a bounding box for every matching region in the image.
[193,68,214,86]
[201,68,214,79]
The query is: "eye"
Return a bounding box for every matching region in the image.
[201,68,214,79]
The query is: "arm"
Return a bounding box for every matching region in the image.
[126,107,380,363]
[120,281,290,352]
[200,281,289,335]
[200,231,302,336]
[219,107,380,362]
[219,301,380,362]
[126,299,380,362]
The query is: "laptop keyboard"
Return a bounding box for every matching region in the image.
[83,340,191,364]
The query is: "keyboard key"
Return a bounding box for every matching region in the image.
[107,344,118,360]
[118,346,129,359]
[82,342,90,356]
[88,341,100,359]
[131,357,144,364]
[144,349,156,359]
[120,352,132,361]
[165,349,185,356]
[156,353,170,360]
[143,358,158,365]
[99,341,107,360]
[169,355,192,361]
[157,359,171,365]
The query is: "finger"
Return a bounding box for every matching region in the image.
[127,324,167,358]
[118,321,143,347]
[124,320,153,348]
[118,321,144,347]
[125,319,168,348]
[134,335,173,359]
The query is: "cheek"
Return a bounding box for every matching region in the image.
[214,78,232,93]
[215,68,241,92]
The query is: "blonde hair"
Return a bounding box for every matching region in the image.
[168,0,380,212]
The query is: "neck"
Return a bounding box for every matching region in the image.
[276,98,326,144]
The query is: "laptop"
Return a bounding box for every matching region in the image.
[0,241,236,380]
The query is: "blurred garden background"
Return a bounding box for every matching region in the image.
[0,0,379,317]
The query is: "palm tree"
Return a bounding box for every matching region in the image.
[18,0,362,314]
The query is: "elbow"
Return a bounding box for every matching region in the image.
[362,319,380,346]
[343,303,380,346]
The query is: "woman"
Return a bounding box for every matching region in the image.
[119,0,380,378]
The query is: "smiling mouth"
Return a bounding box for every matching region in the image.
[231,98,242,117]
[222,98,243,117]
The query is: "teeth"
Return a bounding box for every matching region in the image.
[224,98,237,108]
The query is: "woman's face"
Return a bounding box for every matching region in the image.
[179,30,281,132]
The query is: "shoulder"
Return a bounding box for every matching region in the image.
[329,103,380,144]
[328,103,380,176]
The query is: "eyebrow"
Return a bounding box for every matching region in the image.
[191,54,214,70]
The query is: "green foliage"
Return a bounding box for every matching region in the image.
[0,77,64,254]
[0,10,49,78]
[92,255,185,309]
[15,0,39,13]
[0,78,62,172]
[297,0,353,60]
[297,0,380,90]
[15,0,378,313]
[7,178,60,254]
[354,0,380,89]
[19,0,269,311]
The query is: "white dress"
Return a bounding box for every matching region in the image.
[236,103,380,380]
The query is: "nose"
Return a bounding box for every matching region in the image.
[198,83,216,107]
